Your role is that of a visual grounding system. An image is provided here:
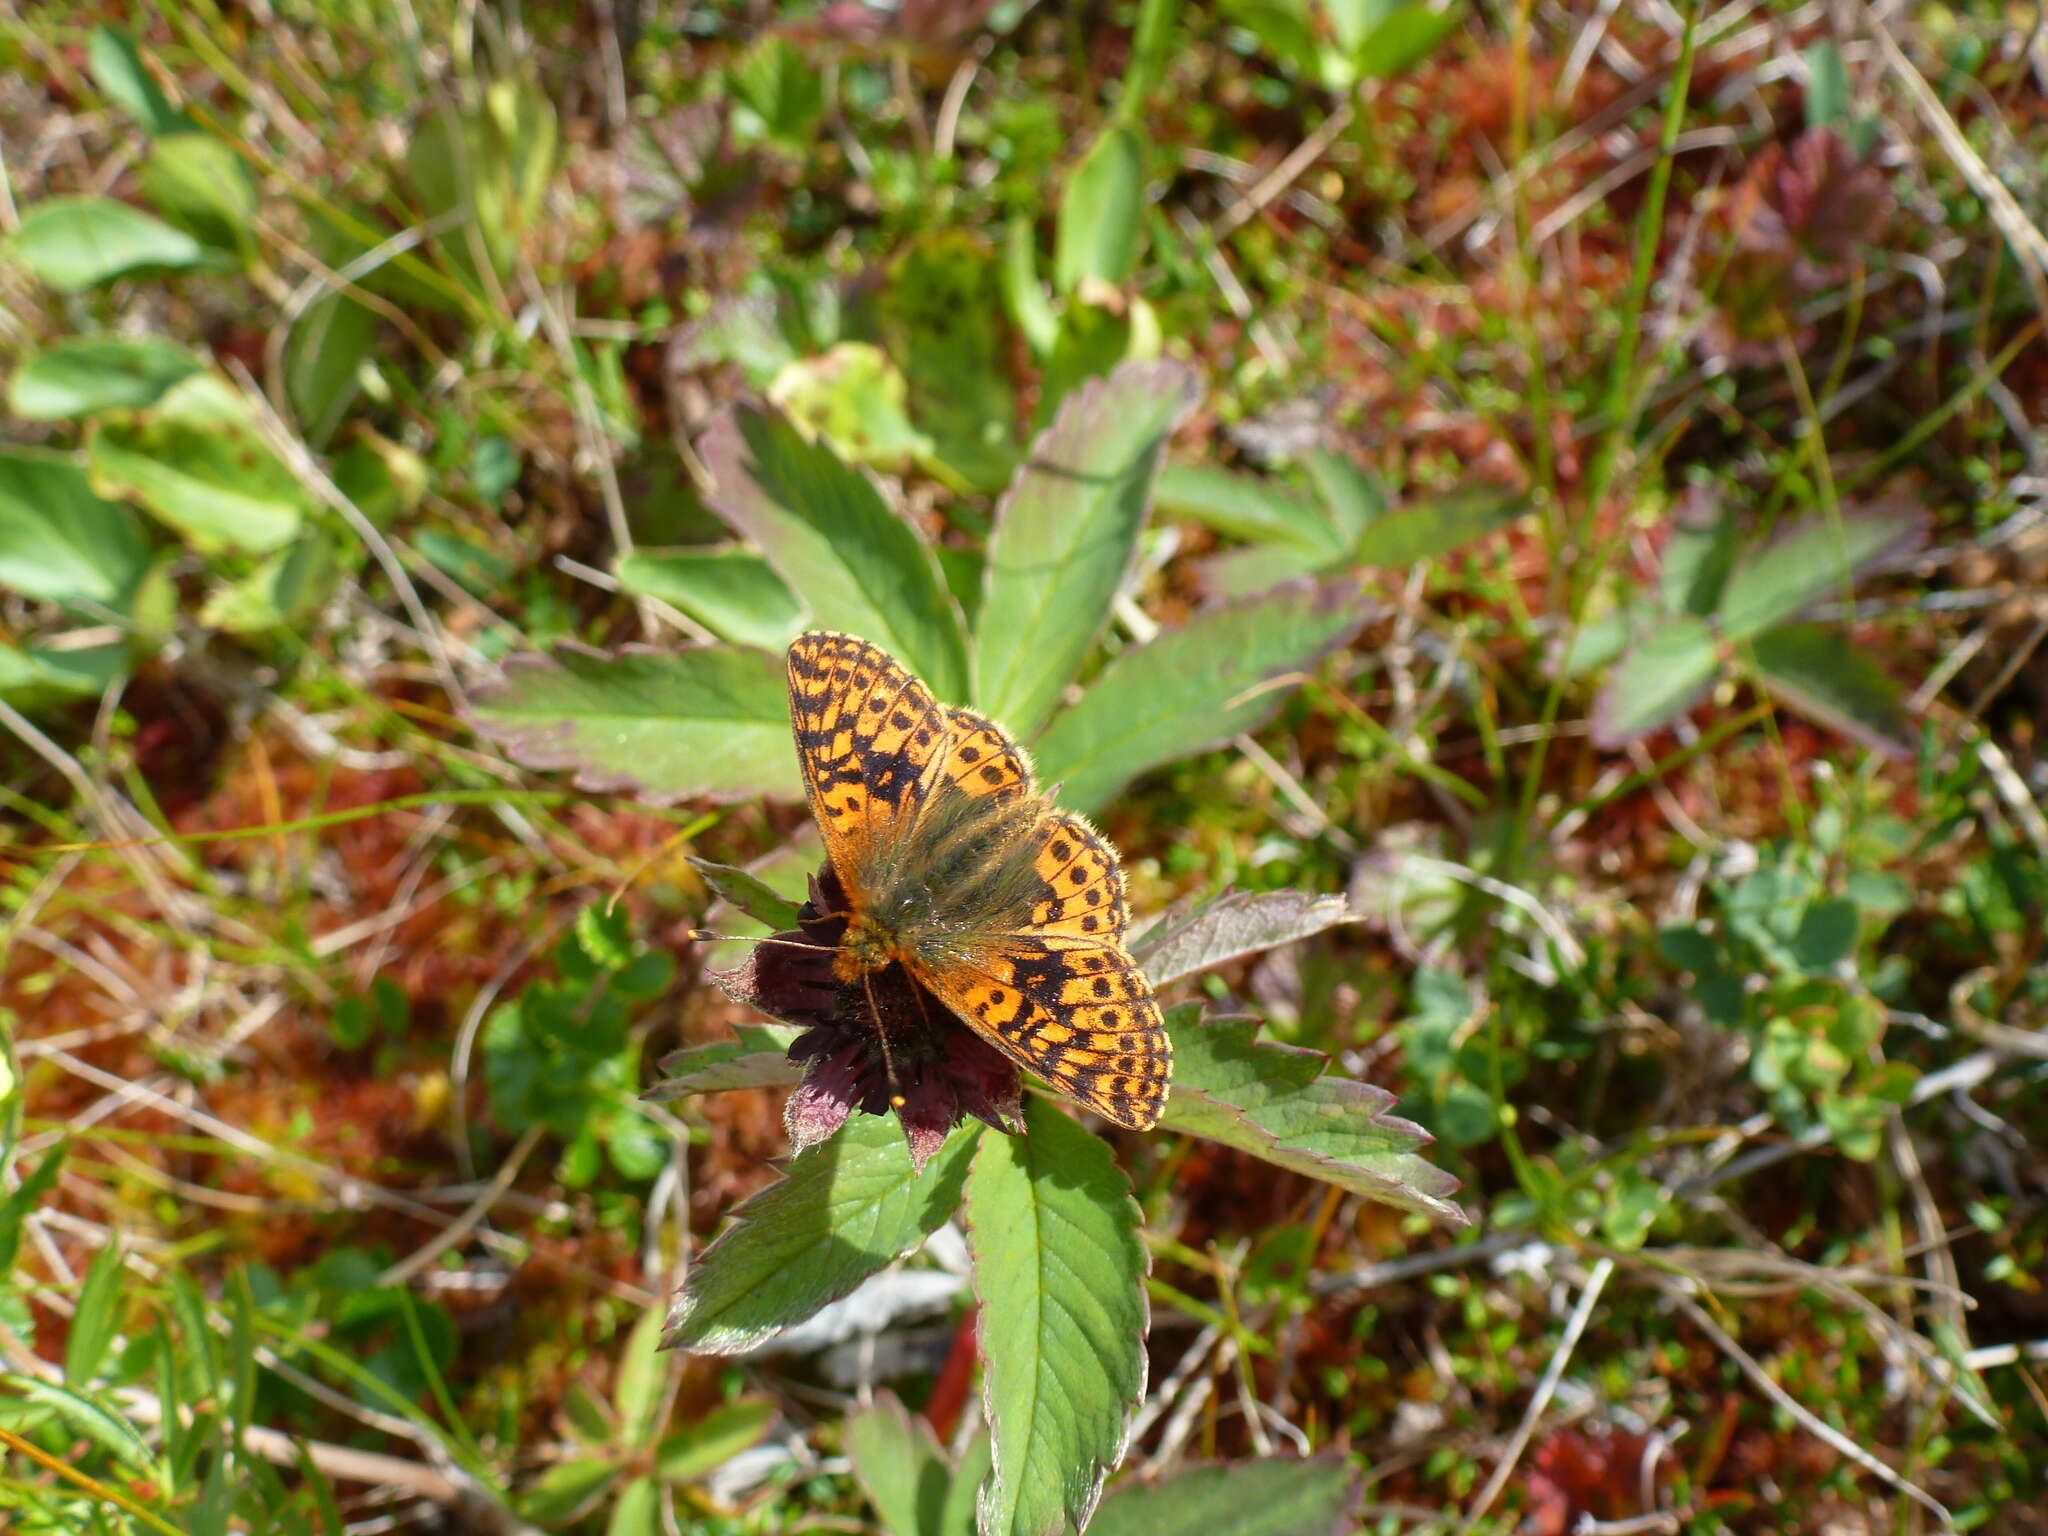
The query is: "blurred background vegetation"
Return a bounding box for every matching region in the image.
[3,0,2047,1531]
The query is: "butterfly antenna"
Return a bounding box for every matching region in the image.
[860,970,908,1109]
[681,929,838,955]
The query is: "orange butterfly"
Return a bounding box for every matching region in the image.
[783,630,1171,1130]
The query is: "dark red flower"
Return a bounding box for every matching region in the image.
[709,865,1023,1170]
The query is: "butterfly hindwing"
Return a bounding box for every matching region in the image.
[786,631,948,903]
[907,936,1171,1131]
[938,707,1032,802]
[905,808,1171,1131]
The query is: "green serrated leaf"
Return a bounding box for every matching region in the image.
[974,360,1197,733]
[978,358,1204,737]
[654,1397,777,1481]
[617,547,803,652]
[1745,621,1912,758]
[664,1115,977,1354]
[728,35,826,146]
[7,196,208,290]
[86,373,309,555]
[1162,1011,1466,1225]
[0,450,150,608]
[1055,126,1146,293]
[471,644,799,803]
[1352,486,1527,568]
[1589,616,1720,747]
[1031,580,1360,814]
[1717,503,1926,639]
[966,1096,1146,1536]
[647,1040,798,1097]
[845,1391,953,1536]
[700,406,969,702]
[8,336,203,420]
[686,857,805,931]
[1153,462,1340,557]
[1090,1456,1358,1536]
[1134,889,1354,988]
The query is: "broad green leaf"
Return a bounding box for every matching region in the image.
[966,1097,1146,1536]
[942,1433,991,1536]
[879,231,1021,493]
[1090,1457,1358,1536]
[974,360,1200,736]
[64,1242,127,1388]
[728,36,825,146]
[1055,125,1145,292]
[617,547,803,651]
[1805,41,1847,130]
[1201,539,1333,600]
[519,1459,619,1525]
[1298,449,1387,547]
[1659,492,1737,617]
[1031,580,1360,814]
[1216,0,1324,81]
[0,451,149,606]
[663,1115,977,1354]
[471,644,798,803]
[654,1398,777,1481]
[8,1378,161,1481]
[1353,3,1463,79]
[286,290,378,447]
[769,344,934,473]
[607,1476,661,1536]
[1153,462,1340,556]
[197,531,341,635]
[1717,503,1926,639]
[1589,616,1720,748]
[614,1306,671,1447]
[1746,621,1912,757]
[1002,215,1060,359]
[406,82,557,292]
[87,374,309,554]
[1352,486,1527,568]
[140,132,257,261]
[1162,1010,1466,1226]
[1135,889,1354,989]
[685,857,805,931]
[89,26,188,135]
[845,1392,956,1536]
[8,336,203,419]
[700,406,969,702]
[7,196,207,290]
[1035,297,1138,431]
[0,641,127,706]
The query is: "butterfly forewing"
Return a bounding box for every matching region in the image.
[786,631,949,904]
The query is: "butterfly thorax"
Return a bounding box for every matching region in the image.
[833,913,905,983]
